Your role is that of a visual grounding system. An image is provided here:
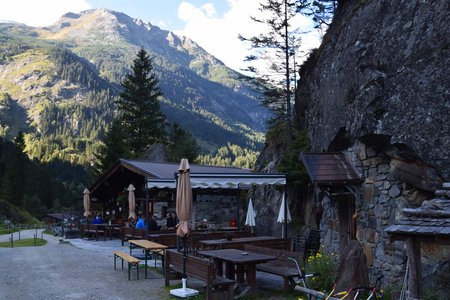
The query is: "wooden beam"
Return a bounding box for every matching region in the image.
[405,237,423,299]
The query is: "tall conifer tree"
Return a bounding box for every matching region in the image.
[166,123,199,163]
[240,0,309,135]
[93,119,130,176]
[116,47,166,157]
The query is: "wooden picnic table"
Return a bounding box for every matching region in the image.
[197,248,276,291]
[198,236,282,250]
[128,240,167,279]
[96,223,121,240]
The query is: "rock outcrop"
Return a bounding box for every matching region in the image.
[296,0,450,182]
[290,0,449,295]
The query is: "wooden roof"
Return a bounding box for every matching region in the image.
[300,152,361,186]
[386,183,450,242]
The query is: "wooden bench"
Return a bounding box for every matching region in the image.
[148,233,179,248]
[81,224,106,241]
[121,227,147,245]
[113,251,141,280]
[244,244,304,293]
[164,249,235,300]
[216,237,291,251]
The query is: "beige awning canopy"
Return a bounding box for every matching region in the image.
[147,173,287,189]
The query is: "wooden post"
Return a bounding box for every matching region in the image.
[405,237,423,299]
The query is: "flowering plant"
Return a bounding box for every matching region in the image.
[305,247,337,292]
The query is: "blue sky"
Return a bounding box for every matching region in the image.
[87,0,231,31]
[0,0,321,72]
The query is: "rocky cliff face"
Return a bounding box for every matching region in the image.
[293,1,449,295]
[296,0,450,183]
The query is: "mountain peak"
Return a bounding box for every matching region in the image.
[45,8,155,44]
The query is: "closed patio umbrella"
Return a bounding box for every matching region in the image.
[176,159,192,238]
[127,184,137,220]
[245,198,256,234]
[277,191,291,238]
[170,158,198,298]
[83,188,90,219]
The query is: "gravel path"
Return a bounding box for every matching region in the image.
[0,230,286,299]
[0,230,167,300]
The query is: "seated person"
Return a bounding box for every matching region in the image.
[92,214,102,224]
[135,216,145,229]
[148,215,160,231]
[171,212,178,224]
[165,212,177,228]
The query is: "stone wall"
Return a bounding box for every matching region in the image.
[320,140,445,289]
[192,194,241,229]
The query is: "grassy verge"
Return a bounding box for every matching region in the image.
[0,228,20,235]
[0,238,47,247]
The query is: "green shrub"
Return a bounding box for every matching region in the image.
[305,247,337,293]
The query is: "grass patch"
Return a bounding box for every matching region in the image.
[0,228,20,235]
[0,238,47,247]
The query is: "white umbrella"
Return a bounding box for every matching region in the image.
[127,184,136,220]
[277,192,291,238]
[245,198,256,234]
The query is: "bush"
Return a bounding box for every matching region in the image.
[305,247,337,293]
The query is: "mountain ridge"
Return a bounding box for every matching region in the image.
[0,9,268,164]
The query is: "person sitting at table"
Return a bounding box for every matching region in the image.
[135,216,145,229]
[171,212,179,225]
[92,214,102,224]
[165,212,177,228]
[148,214,160,231]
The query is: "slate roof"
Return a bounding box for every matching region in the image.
[386,183,450,238]
[121,159,252,179]
[300,152,361,186]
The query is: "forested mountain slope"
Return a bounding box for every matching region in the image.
[0,9,268,165]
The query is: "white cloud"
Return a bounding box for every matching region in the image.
[177,0,322,74]
[0,0,91,27]
[202,3,217,18]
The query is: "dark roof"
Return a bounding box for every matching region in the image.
[300,152,361,186]
[386,183,450,239]
[89,159,253,196]
[121,159,252,179]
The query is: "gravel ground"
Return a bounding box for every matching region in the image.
[0,230,167,300]
[0,230,286,300]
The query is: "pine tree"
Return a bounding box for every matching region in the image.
[166,123,199,163]
[116,47,166,157]
[239,0,309,135]
[93,119,130,177]
[306,0,338,29]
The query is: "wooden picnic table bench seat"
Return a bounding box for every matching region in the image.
[244,244,304,293]
[81,224,106,241]
[113,250,141,280]
[164,249,235,300]
[121,227,148,245]
[148,233,179,248]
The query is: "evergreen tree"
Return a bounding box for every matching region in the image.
[305,0,338,29]
[166,123,199,163]
[116,47,166,157]
[93,119,130,177]
[239,0,309,135]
